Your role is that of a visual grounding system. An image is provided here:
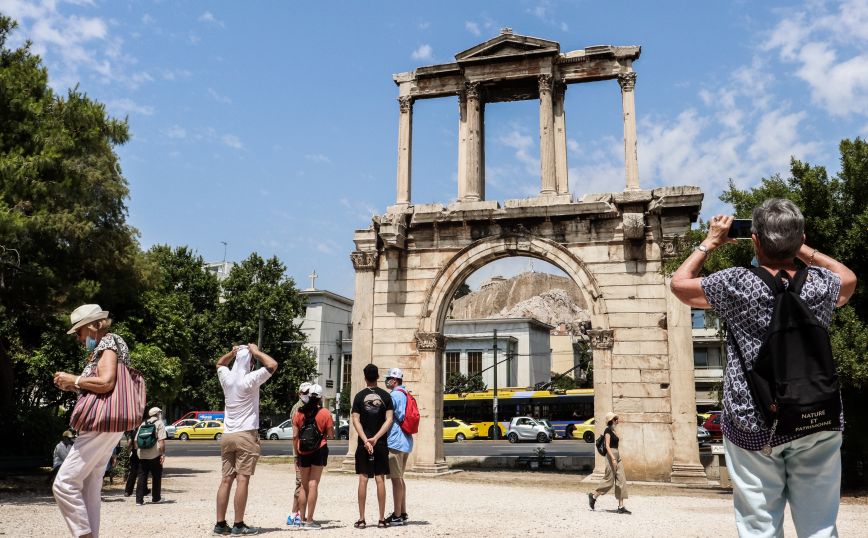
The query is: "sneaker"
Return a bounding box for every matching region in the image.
[231,523,260,535]
[135,501,144,507]
[294,514,302,527]
[151,498,164,504]
[386,513,404,526]
[588,492,596,511]
[400,513,408,524]
[616,506,632,515]
[287,513,297,526]
[212,523,232,536]
[303,522,321,530]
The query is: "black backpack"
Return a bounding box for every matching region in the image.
[595,432,607,456]
[298,410,323,453]
[731,267,841,438]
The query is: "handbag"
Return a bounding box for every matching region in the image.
[70,357,147,433]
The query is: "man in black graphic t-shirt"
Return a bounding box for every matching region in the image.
[352,363,394,526]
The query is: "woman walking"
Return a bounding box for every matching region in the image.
[292,384,334,530]
[52,304,142,537]
[588,412,630,514]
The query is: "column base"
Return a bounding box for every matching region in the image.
[670,462,709,485]
[340,452,356,473]
[410,461,451,475]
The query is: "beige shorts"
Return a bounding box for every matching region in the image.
[221,430,261,477]
[387,449,409,478]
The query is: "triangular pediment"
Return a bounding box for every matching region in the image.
[455,32,560,63]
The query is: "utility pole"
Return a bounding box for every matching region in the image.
[336,329,343,419]
[492,329,499,440]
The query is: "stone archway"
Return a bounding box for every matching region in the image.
[343,31,708,484]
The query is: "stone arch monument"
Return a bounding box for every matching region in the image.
[346,30,707,483]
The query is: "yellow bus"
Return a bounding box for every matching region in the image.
[444,388,593,439]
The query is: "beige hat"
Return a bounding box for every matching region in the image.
[67,304,109,334]
[605,412,619,424]
[62,430,74,439]
[149,407,162,417]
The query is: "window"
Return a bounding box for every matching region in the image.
[446,352,460,379]
[694,348,709,368]
[467,351,482,377]
[341,354,352,392]
[444,420,458,428]
[691,309,705,329]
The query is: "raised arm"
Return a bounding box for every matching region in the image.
[671,215,734,308]
[247,343,278,374]
[797,245,857,307]
[216,346,238,369]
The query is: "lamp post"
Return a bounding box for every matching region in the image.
[492,329,499,440]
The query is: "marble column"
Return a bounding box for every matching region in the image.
[341,250,379,472]
[553,80,569,195]
[457,91,467,201]
[665,278,708,484]
[585,329,614,482]
[411,332,448,473]
[396,96,413,206]
[539,74,557,196]
[464,81,484,202]
[618,72,640,191]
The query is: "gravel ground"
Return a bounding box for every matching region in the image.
[2,456,867,537]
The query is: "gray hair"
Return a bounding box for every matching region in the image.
[751,198,804,260]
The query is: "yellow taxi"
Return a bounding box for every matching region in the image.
[567,418,596,443]
[175,420,224,440]
[443,418,478,442]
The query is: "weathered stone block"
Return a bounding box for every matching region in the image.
[614,340,668,355]
[612,382,669,398]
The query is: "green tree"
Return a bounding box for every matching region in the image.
[129,344,182,408]
[445,372,487,394]
[0,16,143,457]
[217,253,317,415]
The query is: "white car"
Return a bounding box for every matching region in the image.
[266,419,294,440]
[165,418,198,440]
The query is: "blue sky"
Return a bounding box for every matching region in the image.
[2,1,867,297]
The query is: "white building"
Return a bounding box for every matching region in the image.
[692,308,725,411]
[203,261,235,281]
[443,318,553,389]
[297,288,353,414]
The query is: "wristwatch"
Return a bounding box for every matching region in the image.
[695,244,710,256]
[74,376,82,390]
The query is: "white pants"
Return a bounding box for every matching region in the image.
[53,431,123,537]
[724,430,842,538]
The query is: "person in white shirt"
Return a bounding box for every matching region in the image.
[212,344,278,536]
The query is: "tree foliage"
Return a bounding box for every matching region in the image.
[445,372,487,394]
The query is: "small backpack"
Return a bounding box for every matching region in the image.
[395,388,420,435]
[595,432,607,456]
[732,268,841,438]
[136,421,158,449]
[298,410,323,453]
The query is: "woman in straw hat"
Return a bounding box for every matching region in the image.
[52,304,132,538]
[588,412,630,514]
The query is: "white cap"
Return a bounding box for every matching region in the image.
[299,382,312,394]
[309,384,323,397]
[148,407,162,417]
[386,367,403,380]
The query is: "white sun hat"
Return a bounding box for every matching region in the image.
[67,304,110,335]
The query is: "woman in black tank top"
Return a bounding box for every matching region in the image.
[588,412,630,514]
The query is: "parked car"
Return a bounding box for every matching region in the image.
[175,420,224,440]
[702,411,722,442]
[165,418,199,440]
[697,426,711,446]
[266,419,294,440]
[567,418,596,443]
[443,418,478,442]
[337,420,349,440]
[506,416,552,443]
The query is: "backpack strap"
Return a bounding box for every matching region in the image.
[748,267,785,293]
[788,268,810,295]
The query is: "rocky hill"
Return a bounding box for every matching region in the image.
[449,271,590,328]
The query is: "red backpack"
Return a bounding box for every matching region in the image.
[396,388,420,435]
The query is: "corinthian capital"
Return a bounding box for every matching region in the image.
[398,96,413,113]
[587,329,614,350]
[618,72,637,92]
[415,331,445,352]
[538,74,553,95]
[350,251,379,272]
[465,81,482,101]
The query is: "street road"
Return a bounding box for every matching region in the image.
[165,439,596,458]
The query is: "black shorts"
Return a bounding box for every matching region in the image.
[297,445,329,468]
[355,442,389,477]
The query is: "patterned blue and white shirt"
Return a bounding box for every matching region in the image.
[701,266,843,450]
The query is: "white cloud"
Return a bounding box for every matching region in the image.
[221,134,243,150]
[141,14,155,25]
[465,21,481,36]
[164,125,187,139]
[207,88,232,104]
[161,68,192,81]
[107,98,154,116]
[499,128,538,176]
[198,11,225,27]
[411,44,433,61]
[305,153,332,164]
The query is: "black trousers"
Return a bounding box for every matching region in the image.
[124,450,140,495]
[136,457,162,503]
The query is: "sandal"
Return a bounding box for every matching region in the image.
[354,520,366,529]
[377,520,390,528]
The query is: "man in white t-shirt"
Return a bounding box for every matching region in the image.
[213,344,278,536]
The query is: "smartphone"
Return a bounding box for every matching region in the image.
[728,219,753,239]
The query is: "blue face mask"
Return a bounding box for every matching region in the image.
[750,256,759,267]
[85,336,97,352]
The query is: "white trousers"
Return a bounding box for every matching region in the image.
[724,430,842,538]
[53,431,123,537]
